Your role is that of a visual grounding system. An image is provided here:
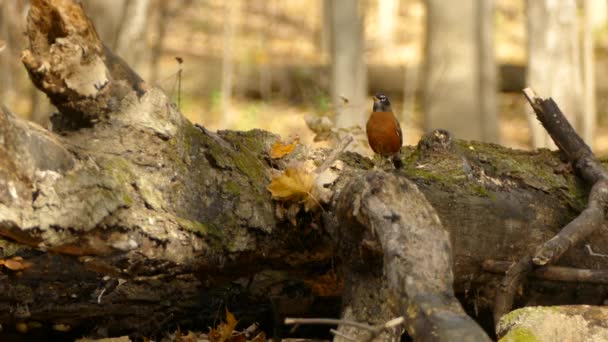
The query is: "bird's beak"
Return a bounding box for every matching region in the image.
[373,95,379,101]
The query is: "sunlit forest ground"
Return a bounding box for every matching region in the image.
[5,0,608,154]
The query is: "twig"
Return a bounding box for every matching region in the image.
[494,88,608,324]
[284,317,375,332]
[96,288,106,304]
[361,316,405,342]
[285,316,404,342]
[493,255,533,324]
[316,135,354,173]
[483,260,608,284]
[330,328,359,342]
[175,57,183,110]
[585,244,608,259]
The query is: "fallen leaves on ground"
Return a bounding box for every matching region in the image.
[303,271,344,297]
[0,256,33,271]
[209,309,239,342]
[267,165,319,211]
[270,137,299,159]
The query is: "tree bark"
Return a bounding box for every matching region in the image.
[328,0,367,129]
[582,0,597,147]
[220,1,240,128]
[424,0,499,142]
[2,1,608,340]
[525,0,583,148]
[477,0,500,144]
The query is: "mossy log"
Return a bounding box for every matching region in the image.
[1,1,607,341]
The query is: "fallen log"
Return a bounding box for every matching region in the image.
[0,1,607,341]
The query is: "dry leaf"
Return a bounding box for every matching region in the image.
[0,40,5,53]
[270,137,299,159]
[304,272,344,297]
[250,331,266,342]
[267,167,313,203]
[0,256,33,271]
[209,309,238,342]
[176,331,197,342]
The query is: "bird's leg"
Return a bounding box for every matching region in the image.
[371,154,393,170]
[391,153,403,169]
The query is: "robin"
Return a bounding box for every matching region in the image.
[366,92,403,168]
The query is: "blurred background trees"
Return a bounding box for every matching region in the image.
[424,0,499,143]
[1,0,608,153]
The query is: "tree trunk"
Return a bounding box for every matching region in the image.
[582,0,597,148]
[148,0,170,84]
[220,1,240,128]
[2,1,608,340]
[477,0,500,144]
[329,0,367,129]
[525,0,583,148]
[114,0,150,68]
[376,0,398,48]
[424,0,499,142]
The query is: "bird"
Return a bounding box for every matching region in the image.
[366,92,403,168]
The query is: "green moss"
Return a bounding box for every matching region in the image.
[98,156,136,185]
[220,130,272,181]
[0,239,25,258]
[401,139,585,207]
[401,144,495,198]
[338,151,374,170]
[472,184,492,198]
[224,180,241,196]
[457,141,586,210]
[498,327,539,342]
[499,308,525,328]
[175,216,223,241]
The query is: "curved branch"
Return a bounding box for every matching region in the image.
[335,171,490,341]
[494,88,608,323]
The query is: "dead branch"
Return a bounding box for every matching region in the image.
[285,316,405,342]
[4,1,608,340]
[493,88,608,323]
[483,260,608,284]
[334,171,491,341]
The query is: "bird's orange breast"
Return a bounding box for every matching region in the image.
[366,111,402,155]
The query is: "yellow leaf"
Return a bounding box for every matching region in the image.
[270,137,299,159]
[0,256,32,271]
[267,167,313,203]
[251,331,266,342]
[209,308,238,342]
[268,163,323,212]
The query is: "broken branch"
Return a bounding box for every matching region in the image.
[494,88,608,324]
[484,260,608,285]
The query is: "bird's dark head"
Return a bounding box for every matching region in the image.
[373,92,392,112]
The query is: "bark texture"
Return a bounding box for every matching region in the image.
[1,1,607,340]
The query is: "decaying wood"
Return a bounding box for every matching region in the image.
[493,88,608,324]
[484,260,608,285]
[333,171,490,341]
[22,0,144,126]
[1,0,608,340]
